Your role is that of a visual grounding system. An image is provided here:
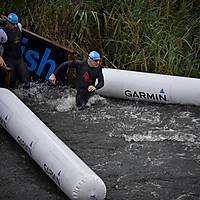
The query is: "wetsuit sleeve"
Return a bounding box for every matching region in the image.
[18,23,22,32]
[0,29,7,43]
[0,14,2,24]
[53,60,79,76]
[95,67,104,90]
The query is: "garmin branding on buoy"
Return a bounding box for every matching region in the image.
[0,88,106,200]
[97,68,200,106]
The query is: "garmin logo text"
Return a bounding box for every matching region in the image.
[21,37,56,80]
[17,136,32,156]
[125,89,167,102]
[44,163,61,186]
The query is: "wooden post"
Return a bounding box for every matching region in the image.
[0,65,12,89]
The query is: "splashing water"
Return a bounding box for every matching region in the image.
[13,82,107,112]
[2,81,200,200]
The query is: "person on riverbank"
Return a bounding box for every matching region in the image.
[0,14,6,57]
[0,14,7,27]
[0,13,30,89]
[49,51,104,110]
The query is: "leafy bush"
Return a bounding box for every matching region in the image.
[1,0,200,77]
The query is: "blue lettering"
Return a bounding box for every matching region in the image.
[25,50,40,71]
[36,48,56,80]
[21,38,57,79]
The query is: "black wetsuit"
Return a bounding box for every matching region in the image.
[2,26,29,89]
[54,60,104,107]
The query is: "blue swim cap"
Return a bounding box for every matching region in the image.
[88,51,100,61]
[7,13,18,24]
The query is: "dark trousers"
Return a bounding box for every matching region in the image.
[4,57,30,89]
[76,88,92,107]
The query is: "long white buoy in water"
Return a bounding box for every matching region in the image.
[0,88,106,200]
[97,68,200,106]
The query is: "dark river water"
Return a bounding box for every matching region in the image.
[0,83,200,200]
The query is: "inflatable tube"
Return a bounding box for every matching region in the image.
[97,68,200,106]
[0,88,106,200]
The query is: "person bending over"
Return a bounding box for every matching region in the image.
[49,51,104,110]
[0,13,30,89]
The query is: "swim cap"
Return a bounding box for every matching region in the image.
[7,13,18,24]
[88,51,100,61]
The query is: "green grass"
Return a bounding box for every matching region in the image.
[1,0,200,77]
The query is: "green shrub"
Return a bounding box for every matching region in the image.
[1,0,199,77]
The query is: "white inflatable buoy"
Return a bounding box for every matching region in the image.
[0,88,106,200]
[97,68,200,106]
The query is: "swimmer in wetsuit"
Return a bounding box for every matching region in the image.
[0,13,30,89]
[49,51,104,110]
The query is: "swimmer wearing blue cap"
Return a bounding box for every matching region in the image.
[49,51,104,110]
[0,13,30,89]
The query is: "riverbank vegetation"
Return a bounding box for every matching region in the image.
[1,0,200,77]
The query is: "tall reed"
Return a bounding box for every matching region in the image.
[1,0,199,77]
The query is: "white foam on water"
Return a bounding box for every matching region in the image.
[12,82,108,113]
[12,82,200,148]
[80,110,115,123]
[87,94,107,106]
[109,126,198,146]
[108,106,200,147]
[48,91,107,112]
[116,103,200,147]
[13,82,57,103]
[176,193,197,200]
[50,95,76,112]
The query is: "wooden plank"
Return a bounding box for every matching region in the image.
[22,29,74,53]
[0,65,12,89]
[0,27,77,87]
